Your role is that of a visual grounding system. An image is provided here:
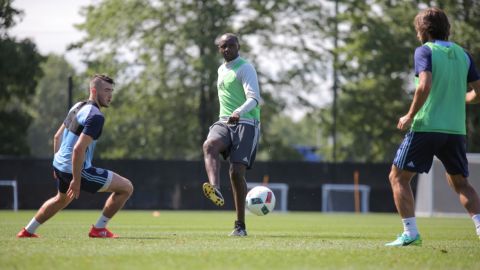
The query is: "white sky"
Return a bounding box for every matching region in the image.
[8,0,96,71]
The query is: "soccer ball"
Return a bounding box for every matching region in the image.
[246,186,276,216]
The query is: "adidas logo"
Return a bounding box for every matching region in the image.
[406,161,415,168]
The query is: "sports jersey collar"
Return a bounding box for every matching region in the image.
[87,99,100,109]
[432,40,452,47]
[225,56,241,66]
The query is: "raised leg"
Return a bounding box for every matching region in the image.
[203,138,227,188]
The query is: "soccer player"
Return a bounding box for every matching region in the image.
[17,74,133,238]
[386,7,480,246]
[202,33,262,236]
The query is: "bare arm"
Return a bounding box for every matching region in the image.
[53,124,65,154]
[397,71,432,130]
[67,133,93,199]
[466,80,480,104]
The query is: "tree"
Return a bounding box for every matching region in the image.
[27,54,76,157]
[331,0,417,162]
[258,114,325,161]
[0,0,43,156]
[72,0,236,159]
[75,0,480,162]
[445,0,480,152]
[0,0,21,32]
[240,0,333,161]
[315,0,480,162]
[73,0,328,160]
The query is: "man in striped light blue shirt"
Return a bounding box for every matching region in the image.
[17,74,134,239]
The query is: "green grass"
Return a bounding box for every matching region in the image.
[1,210,479,270]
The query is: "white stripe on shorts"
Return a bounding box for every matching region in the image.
[81,169,113,192]
[250,121,260,158]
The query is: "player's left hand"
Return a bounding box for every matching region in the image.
[67,179,81,199]
[397,115,413,130]
[227,111,240,125]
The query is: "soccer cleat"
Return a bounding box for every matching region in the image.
[17,228,39,238]
[88,226,119,238]
[385,233,422,247]
[229,220,247,237]
[202,182,224,206]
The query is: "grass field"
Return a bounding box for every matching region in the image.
[1,210,479,270]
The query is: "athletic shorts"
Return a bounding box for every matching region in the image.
[53,166,113,193]
[393,131,468,177]
[207,120,260,169]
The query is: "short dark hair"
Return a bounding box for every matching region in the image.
[414,7,450,41]
[90,74,114,90]
[215,33,239,46]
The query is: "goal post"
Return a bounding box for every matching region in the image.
[322,184,371,213]
[415,153,480,217]
[0,180,18,211]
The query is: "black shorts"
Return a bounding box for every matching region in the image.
[54,166,113,194]
[207,120,260,169]
[393,131,468,177]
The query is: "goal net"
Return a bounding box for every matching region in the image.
[415,153,480,217]
[0,180,18,211]
[322,184,371,213]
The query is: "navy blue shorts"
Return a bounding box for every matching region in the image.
[54,166,113,193]
[393,131,468,177]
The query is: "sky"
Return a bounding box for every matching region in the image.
[9,0,96,71]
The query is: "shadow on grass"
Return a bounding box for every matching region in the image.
[255,234,382,240]
[117,236,171,240]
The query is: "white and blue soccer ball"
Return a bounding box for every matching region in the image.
[246,186,276,216]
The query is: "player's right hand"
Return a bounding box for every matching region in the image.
[397,115,413,131]
[67,179,81,199]
[227,111,240,125]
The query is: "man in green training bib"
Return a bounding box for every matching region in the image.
[386,7,480,247]
[202,33,261,237]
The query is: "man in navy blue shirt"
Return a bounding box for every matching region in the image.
[386,7,480,246]
[17,74,134,238]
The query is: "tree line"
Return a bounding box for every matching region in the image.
[2,0,480,162]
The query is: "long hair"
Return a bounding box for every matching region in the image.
[414,7,450,42]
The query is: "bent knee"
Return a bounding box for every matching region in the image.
[449,176,469,191]
[388,171,397,184]
[109,174,134,196]
[122,179,134,196]
[203,139,224,154]
[203,140,215,154]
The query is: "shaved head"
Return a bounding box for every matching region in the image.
[215,33,239,46]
